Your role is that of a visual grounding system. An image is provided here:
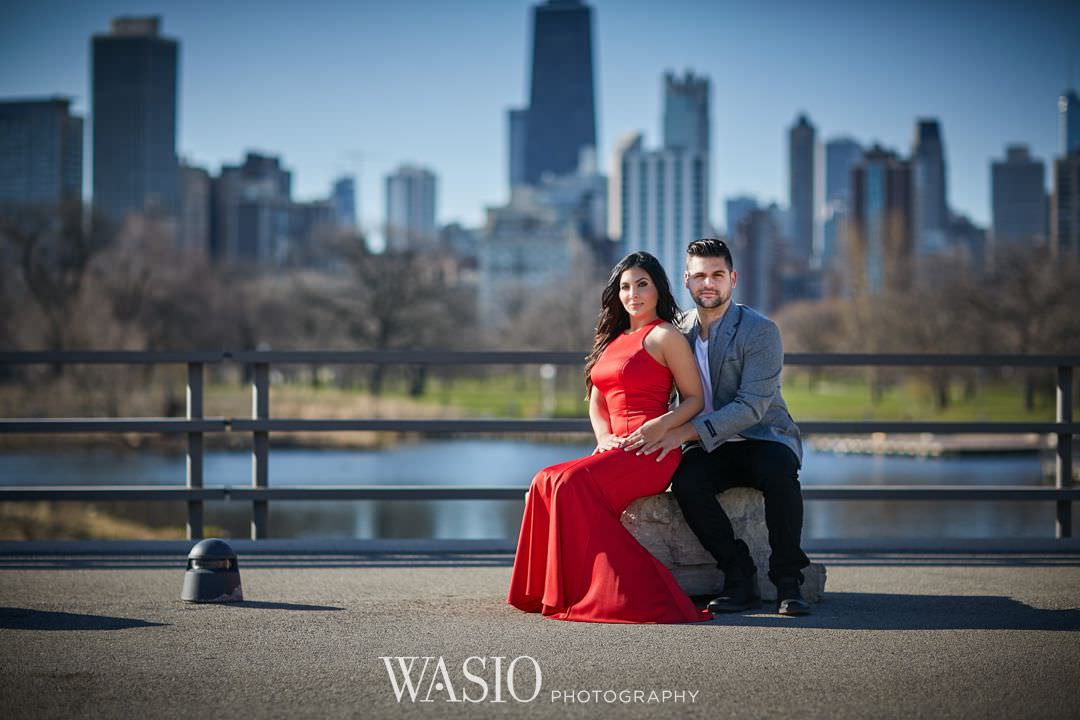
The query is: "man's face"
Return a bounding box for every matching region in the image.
[684,255,736,310]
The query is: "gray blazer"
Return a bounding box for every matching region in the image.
[682,303,803,466]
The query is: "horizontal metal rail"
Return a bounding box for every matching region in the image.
[0,351,1076,543]
[3,485,1078,502]
[228,418,591,433]
[0,351,226,364]
[0,419,227,433]
[0,487,227,501]
[3,419,1076,435]
[3,350,1078,367]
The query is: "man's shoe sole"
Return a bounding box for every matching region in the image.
[708,599,762,613]
[777,600,810,616]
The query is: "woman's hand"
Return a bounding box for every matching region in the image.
[593,433,629,454]
[622,417,670,452]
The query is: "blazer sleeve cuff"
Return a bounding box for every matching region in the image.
[691,415,723,453]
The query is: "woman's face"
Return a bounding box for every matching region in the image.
[618,266,659,321]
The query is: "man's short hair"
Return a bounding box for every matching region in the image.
[686,238,734,271]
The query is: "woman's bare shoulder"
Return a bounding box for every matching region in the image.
[650,322,686,341]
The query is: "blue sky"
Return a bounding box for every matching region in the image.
[1,0,1077,237]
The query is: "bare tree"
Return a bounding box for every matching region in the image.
[0,200,112,355]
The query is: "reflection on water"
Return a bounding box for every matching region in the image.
[0,440,1069,540]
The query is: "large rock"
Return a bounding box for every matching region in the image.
[621,487,826,602]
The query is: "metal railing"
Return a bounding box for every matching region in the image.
[0,351,1076,542]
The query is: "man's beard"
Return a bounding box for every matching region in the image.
[691,289,727,309]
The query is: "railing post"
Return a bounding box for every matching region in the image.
[1057,365,1073,539]
[252,362,270,539]
[186,362,204,540]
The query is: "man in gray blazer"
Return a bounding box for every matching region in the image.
[634,238,811,615]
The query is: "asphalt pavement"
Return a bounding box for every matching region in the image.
[1,550,1079,719]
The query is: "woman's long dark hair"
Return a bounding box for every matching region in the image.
[583,251,680,398]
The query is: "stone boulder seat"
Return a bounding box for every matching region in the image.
[620,487,826,602]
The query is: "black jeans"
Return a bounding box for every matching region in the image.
[672,440,810,583]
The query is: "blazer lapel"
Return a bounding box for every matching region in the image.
[683,317,700,346]
[709,304,742,385]
[679,307,700,346]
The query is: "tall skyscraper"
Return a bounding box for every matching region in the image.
[332,176,357,229]
[1051,149,1080,257]
[0,97,83,207]
[385,165,437,252]
[822,138,863,267]
[911,119,948,255]
[1061,89,1080,155]
[91,16,178,223]
[990,145,1046,251]
[725,195,758,237]
[613,132,709,308]
[520,0,596,185]
[663,71,709,153]
[788,114,816,262]
[850,145,913,296]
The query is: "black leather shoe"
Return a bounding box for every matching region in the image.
[707,570,762,613]
[775,577,810,616]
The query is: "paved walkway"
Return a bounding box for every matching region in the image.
[1,550,1079,718]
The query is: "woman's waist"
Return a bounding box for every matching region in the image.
[610,408,670,430]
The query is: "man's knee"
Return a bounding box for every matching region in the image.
[671,450,711,497]
[751,446,801,492]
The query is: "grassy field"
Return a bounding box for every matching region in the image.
[0,501,227,541]
[313,370,1059,422]
[0,367,1060,442]
[781,374,1056,421]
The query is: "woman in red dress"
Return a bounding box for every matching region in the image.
[507,252,711,623]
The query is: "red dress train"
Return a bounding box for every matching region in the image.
[507,319,711,623]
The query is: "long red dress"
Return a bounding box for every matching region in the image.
[507,318,711,623]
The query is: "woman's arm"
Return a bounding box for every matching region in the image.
[589,385,625,453]
[623,325,704,451]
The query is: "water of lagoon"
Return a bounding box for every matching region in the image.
[0,440,1068,540]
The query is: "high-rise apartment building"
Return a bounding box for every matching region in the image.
[211,152,292,263]
[850,145,913,295]
[822,138,863,267]
[91,16,178,222]
[332,176,357,229]
[385,165,437,252]
[1061,89,1080,156]
[725,195,758,239]
[788,114,816,261]
[613,133,708,308]
[663,71,709,154]
[911,119,948,255]
[990,145,1046,251]
[1051,149,1080,257]
[0,97,83,207]
[508,109,530,190]
[178,161,210,256]
[612,68,712,306]
[824,138,862,205]
[732,209,782,314]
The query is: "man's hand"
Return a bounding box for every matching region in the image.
[634,424,698,462]
[621,416,669,451]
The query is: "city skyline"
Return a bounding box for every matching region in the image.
[1,0,1077,240]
